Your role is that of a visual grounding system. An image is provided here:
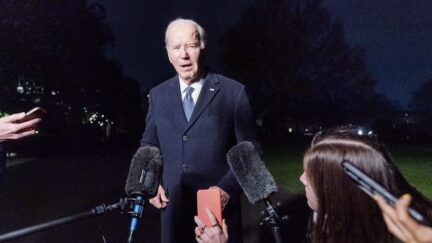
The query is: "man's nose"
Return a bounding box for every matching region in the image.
[180,47,189,58]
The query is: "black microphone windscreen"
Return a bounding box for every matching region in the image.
[227,141,277,204]
[125,146,163,198]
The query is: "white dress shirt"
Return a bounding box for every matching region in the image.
[179,77,204,104]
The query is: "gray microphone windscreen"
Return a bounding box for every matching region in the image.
[227,141,277,204]
[125,146,163,198]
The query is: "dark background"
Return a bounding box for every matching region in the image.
[0,0,430,242]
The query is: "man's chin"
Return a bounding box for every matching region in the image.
[179,73,198,83]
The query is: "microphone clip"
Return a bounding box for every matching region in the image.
[123,197,146,219]
[259,199,289,243]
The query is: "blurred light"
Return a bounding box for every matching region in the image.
[6,152,17,158]
[288,128,293,133]
[17,86,24,94]
[357,129,364,136]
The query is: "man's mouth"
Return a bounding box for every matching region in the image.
[180,63,193,70]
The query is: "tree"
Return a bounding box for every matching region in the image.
[0,0,142,134]
[219,0,393,138]
[410,77,432,140]
[411,77,432,113]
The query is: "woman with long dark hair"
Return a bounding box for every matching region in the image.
[300,127,432,242]
[195,127,432,242]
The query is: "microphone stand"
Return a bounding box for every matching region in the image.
[126,196,145,243]
[260,198,288,243]
[0,198,128,242]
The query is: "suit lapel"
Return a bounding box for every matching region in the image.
[184,73,220,132]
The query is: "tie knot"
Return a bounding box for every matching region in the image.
[185,86,194,95]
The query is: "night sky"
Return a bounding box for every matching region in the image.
[94,0,432,108]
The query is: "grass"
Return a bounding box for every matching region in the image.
[265,144,432,198]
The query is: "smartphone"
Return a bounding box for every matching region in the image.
[197,188,222,227]
[16,107,46,123]
[341,160,431,226]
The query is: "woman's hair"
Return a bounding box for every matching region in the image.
[303,126,432,243]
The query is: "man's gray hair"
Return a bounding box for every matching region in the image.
[165,18,206,49]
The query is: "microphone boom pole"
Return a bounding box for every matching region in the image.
[0,198,128,242]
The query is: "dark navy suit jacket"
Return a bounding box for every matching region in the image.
[140,72,260,243]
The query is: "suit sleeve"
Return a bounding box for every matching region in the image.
[217,86,262,201]
[140,91,160,148]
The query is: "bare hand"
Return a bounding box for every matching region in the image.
[149,185,169,209]
[0,113,41,142]
[376,194,432,243]
[210,186,230,210]
[194,208,228,243]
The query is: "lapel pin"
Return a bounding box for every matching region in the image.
[209,88,215,92]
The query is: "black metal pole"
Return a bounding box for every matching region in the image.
[0,210,94,242]
[0,199,126,242]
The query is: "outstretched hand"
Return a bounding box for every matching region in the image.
[376,194,432,243]
[0,113,41,142]
[194,208,228,243]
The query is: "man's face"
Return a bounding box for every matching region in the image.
[166,23,203,84]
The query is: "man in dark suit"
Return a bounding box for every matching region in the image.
[138,18,261,243]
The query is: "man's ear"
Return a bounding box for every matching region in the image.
[166,47,174,64]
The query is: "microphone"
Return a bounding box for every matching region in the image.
[226,141,285,243]
[226,141,277,204]
[124,146,163,243]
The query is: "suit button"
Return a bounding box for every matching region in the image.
[182,163,189,171]
[182,135,189,141]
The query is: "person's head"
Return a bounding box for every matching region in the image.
[300,126,432,243]
[165,18,206,84]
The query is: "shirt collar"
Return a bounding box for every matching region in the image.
[179,77,204,94]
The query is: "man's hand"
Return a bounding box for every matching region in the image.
[210,186,230,210]
[376,194,432,243]
[149,185,169,209]
[0,113,41,142]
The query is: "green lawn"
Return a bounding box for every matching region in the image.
[265,144,432,198]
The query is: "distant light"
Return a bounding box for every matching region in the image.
[288,128,293,133]
[17,86,24,94]
[6,152,17,158]
[357,129,364,136]
[368,131,373,135]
